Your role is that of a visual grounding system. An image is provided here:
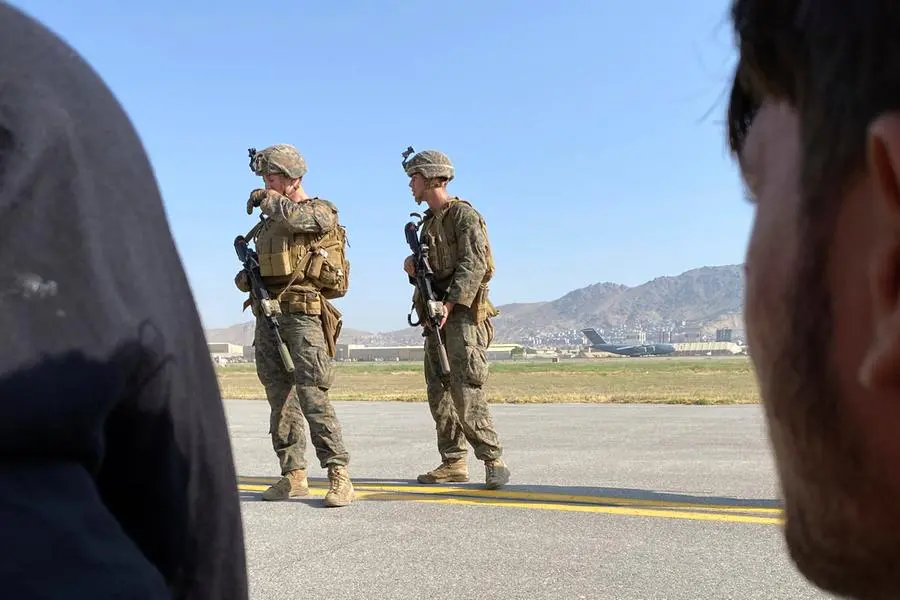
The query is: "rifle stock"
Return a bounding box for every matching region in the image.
[234,232,295,373]
[404,215,451,375]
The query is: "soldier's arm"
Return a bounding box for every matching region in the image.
[445,206,488,308]
[259,194,337,234]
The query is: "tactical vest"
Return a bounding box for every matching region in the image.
[416,197,498,324]
[252,198,350,313]
[420,197,495,286]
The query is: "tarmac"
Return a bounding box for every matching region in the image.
[226,399,837,600]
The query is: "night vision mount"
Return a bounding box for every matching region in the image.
[401,145,415,170]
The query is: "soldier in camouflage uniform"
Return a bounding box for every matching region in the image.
[402,149,511,490]
[234,143,354,507]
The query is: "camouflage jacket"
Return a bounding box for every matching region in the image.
[417,198,494,308]
[258,193,337,234]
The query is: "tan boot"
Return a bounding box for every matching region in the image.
[417,458,469,484]
[262,469,309,501]
[324,465,354,508]
[484,459,510,490]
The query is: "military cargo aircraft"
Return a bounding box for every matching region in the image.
[581,328,676,357]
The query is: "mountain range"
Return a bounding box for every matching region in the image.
[205,264,746,347]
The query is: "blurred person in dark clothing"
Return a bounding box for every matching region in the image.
[0,4,248,599]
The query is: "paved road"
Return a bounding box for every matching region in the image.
[225,400,837,600]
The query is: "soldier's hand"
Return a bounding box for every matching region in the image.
[439,301,455,329]
[403,255,416,276]
[247,188,269,214]
[234,270,251,293]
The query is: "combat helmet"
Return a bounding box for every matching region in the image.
[402,148,454,182]
[248,144,307,179]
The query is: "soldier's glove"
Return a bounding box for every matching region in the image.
[247,188,268,215]
[234,270,251,293]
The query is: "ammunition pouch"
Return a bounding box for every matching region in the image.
[254,208,350,300]
[471,283,499,326]
[279,288,322,316]
[258,248,294,279]
[243,287,341,359]
[246,286,322,318]
[320,296,343,358]
[258,250,312,288]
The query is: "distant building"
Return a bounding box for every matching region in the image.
[673,326,703,343]
[208,342,244,365]
[651,330,673,343]
[334,343,381,361]
[715,328,733,342]
[485,344,523,360]
[672,342,743,356]
[346,345,425,362]
[208,342,243,356]
[334,342,524,363]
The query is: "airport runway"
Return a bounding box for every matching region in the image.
[225,400,837,600]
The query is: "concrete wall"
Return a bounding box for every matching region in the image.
[349,346,426,362]
[336,343,523,362]
[672,342,743,356]
[208,342,243,355]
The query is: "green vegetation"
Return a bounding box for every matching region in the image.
[216,357,760,405]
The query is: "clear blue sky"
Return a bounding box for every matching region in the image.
[11,0,751,333]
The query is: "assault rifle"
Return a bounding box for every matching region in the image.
[405,212,451,375]
[234,230,295,373]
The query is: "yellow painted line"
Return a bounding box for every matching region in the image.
[237,477,781,515]
[237,484,784,525]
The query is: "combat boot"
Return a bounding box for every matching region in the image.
[324,465,354,508]
[417,458,469,484]
[261,468,309,501]
[484,459,510,490]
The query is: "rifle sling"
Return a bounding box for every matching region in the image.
[245,220,264,242]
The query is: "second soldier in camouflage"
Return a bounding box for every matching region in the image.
[402,148,511,489]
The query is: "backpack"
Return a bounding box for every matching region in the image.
[312,222,350,300]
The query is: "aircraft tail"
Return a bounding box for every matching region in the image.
[582,328,606,345]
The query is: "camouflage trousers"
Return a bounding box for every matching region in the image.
[423,307,503,462]
[254,312,350,474]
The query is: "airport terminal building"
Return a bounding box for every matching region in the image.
[208,342,245,365]
[210,340,744,366]
[335,343,524,362]
[671,341,744,356]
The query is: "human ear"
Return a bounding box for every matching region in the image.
[859,113,900,389]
